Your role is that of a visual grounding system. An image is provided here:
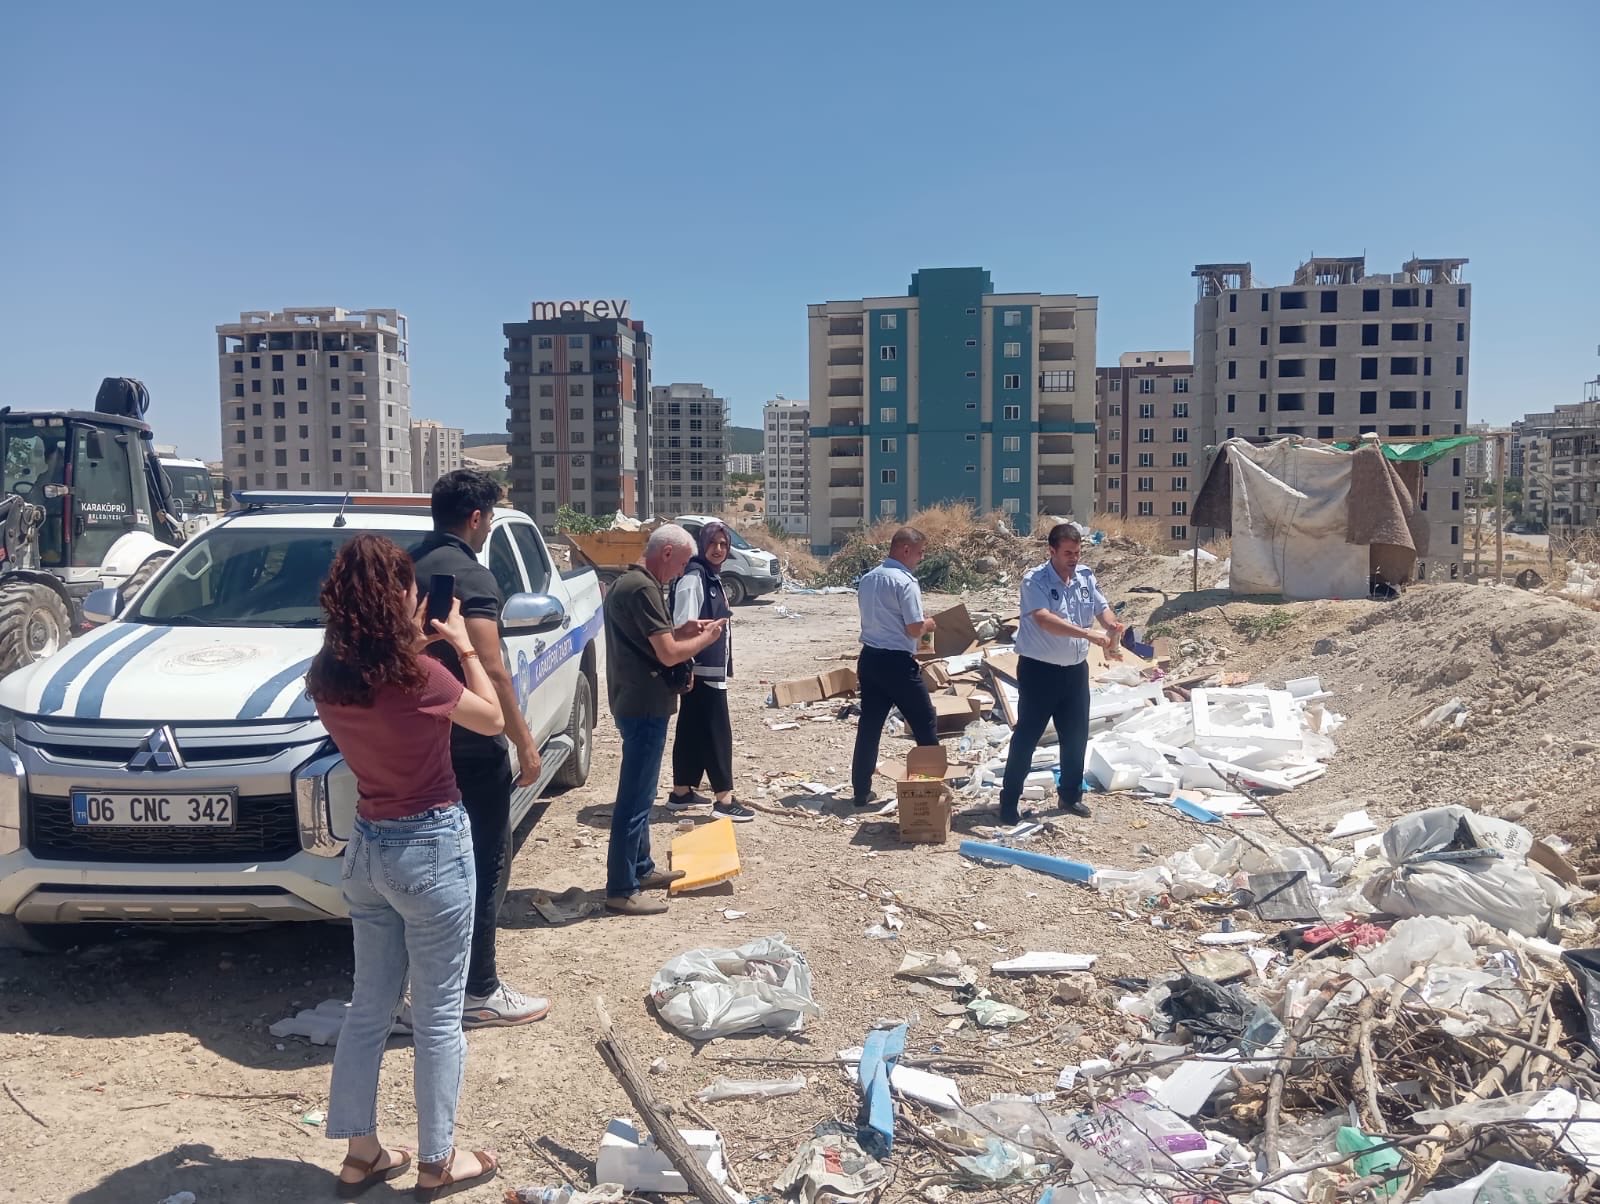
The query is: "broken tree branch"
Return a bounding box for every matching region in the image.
[594,996,738,1204]
[1263,974,1350,1167]
[2,1080,46,1127]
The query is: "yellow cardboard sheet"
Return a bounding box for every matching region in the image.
[668,816,742,895]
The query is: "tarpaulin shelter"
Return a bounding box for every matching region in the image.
[1192,436,1475,600]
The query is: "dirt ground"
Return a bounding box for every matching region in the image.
[2,558,1598,1203]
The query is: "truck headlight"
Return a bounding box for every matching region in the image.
[0,708,17,752]
[293,745,347,858]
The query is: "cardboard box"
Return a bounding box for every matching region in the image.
[883,745,954,843]
[931,692,984,734]
[770,667,858,707]
[920,661,951,691]
[930,603,980,657]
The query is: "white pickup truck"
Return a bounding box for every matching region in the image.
[0,492,601,948]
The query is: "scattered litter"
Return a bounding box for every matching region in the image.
[1412,1161,1570,1204]
[300,1108,325,1125]
[857,1022,906,1150]
[774,1126,888,1204]
[991,951,1097,975]
[1195,930,1265,946]
[650,936,821,1039]
[269,998,350,1046]
[966,998,1029,1028]
[695,1074,806,1102]
[721,909,746,920]
[594,1118,727,1194]
[667,816,742,894]
[158,1194,197,1204]
[958,841,1094,883]
[765,721,800,732]
[530,886,604,925]
[1329,807,1378,839]
[895,949,977,989]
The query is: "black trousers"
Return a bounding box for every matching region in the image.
[998,657,1090,823]
[851,645,939,800]
[454,750,514,999]
[672,682,734,794]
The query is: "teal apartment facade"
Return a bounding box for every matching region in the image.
[807,268,1096,553]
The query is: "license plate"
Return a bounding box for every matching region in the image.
[70,790,236,828]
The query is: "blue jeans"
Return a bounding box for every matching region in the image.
[608,715,669,897]
[326,806,476,1164]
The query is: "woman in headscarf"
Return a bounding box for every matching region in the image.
[665,520,754,822]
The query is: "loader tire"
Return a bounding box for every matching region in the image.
[117,553,170,609]
[0,580,71,674]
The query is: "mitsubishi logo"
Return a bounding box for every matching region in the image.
[128,725,184,772]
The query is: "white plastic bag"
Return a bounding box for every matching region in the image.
[650,936,822,1039]
[1412,1160,1569,1204]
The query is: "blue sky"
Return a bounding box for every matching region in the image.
[2,1,1595,456]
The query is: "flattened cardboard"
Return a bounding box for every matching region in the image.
[930,603,980,657]
[931,693,983,733]
[921,662,951,691]
[772,666,858,707]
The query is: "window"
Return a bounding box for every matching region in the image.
[880,407,898,423]
[298,448,310,463]
[1393,322,1419,341]
[1040,371,1075,391]
[1171,475,1188,491]
[537,336,553,349]
[1228,329,1237,346]
[1390,391,1417,409]
[1173,428,1189,443]
[1320,325,1337,348]
[1388,424,1416,437]
[1227,394,1236,413]
[232,359,244,374]
[233,383,244,397]
[1363,289,1380,312]
[1138,427,1154,443]
[1393,287,1419,308]
[1136,476,1154,492]
[328,355,339,368]
[298,424,308,438]
[1259,394,1268,412]
[1173,402,1189,417]
[1229,294,1237,313]
[1171,524,1188,540]
[879,499,897,517]
[1003,310,1021,326]
[1456,322,1465,341]
[569,382,584,396]
[1139,378,1155,394]
[1455,356,1464,375]
[880,437,897,453]
[1003,436,1021,452]
[1227,361,1237,380]
[1318,426,1335,439]
[1318,392,1335,415]
[1318,360,1336,381]
[1173,378,1189,395]
[1455,390,1463,409]
[1278,393,1305,412]
[1261,293,1271,312]
[1361,357,1378,380]
[1107,475,1121,490]
[1108,452,1121,465]
[568,335,583,349]
[1278,360,1306,378]
[270,354,283,371]
[539,384,554,397]
[880,376,899,392]
[1002,405,1021,420]
[1138,452,1154,468]
[1360,391,1377,414]
[250,356,260,369]
[880,469,897,484]
[1280,325,1307,345]
[1172,500,1188,516]
[1260,327,1269,347]
[1003,374,1021,389]
[1003,467,1020,483]
[1320,291,1338,313]
[1392,357,1418,375]
[273,450,287,467]
[273,425,285,442]
[880,345,897,361]
[330,378,341,392]
[1424,323,1433,342]
[297,400,308,414]
[1423,356,1432,376]
[1171,453,1189,468]
[965,339,976,347]
[1139,403,1155,419]
[250,380,261,393]
[1259,361,1268,379]
[1003,342,1021,358]
[332,449,342,463]
[1137,501,1154,516]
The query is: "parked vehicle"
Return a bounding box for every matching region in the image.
[0,491,601,948]
[562,514,781,604]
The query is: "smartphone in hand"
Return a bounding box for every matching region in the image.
[425,573,456,627]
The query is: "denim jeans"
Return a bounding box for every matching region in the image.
[326,806,476,1163]
[607,714,669,897]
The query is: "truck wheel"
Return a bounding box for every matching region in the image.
[724,575,748,606]
[117,553,170,609]
[553,673,593,789]
[0,580,72,673]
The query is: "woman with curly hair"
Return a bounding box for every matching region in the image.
[307,534,505,1200]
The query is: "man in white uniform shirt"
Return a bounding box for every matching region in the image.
[997,523,1122,824]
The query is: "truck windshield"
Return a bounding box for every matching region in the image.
[164,465,216,513]
[128,528,421,627]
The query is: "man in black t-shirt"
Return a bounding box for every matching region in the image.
[409,469,549,1028]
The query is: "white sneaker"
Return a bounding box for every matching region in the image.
[390,997,413,1036]
[463,983,551,1029]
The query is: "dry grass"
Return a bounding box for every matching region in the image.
[718,512,826,581]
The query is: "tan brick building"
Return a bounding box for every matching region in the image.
[1094,351,1196,546]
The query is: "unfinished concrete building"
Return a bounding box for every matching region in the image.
[1193,256,1471,578]
[1522,392,1600,534]
[218,308,412,494]
[649,383,728,518]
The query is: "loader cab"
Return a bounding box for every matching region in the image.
[0,413,155,571]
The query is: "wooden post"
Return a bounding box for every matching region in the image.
[1495,433,1506,585]
[593,998,739,1204]
[1473,440,1484,582]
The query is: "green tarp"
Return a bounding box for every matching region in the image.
[1330,435,1477,464]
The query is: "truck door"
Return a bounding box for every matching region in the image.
[505,518,581,747]
[484,522,566,751]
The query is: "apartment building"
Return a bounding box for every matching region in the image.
[764,398,811,536]
[1193,256,1471,577]
[217,308,411,494]
[649,383,727,517]
[1521,395,1600,532]
[727,453,764,476]
[1094,352,1196,546]
[504,301,651,526]
[808,267,1096,552]
[410,419,464,489]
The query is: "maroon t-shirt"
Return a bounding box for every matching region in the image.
[315,657,466,821]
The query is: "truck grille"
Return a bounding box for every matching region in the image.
[25,793,301,863]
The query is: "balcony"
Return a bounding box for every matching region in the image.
[828,363,864,381]
[829,471,864,489]
[1038,465,1076,487]
[1040,343,1075,362]
[827,405,863,427]
[827,378,863,398]
[828,442,863,460]
[1040,311,1076,331]
[828,316,863,337]
[828,348,863,367]
[829,497,864,517]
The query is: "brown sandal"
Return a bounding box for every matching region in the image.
[335,1146,412,1198]
[413,1148,499,1201]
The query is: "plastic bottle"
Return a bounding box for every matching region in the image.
[507,1187,573,1204]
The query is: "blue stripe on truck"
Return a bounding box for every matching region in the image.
[512,609,604,711]
[77,627,172,718]
[39,624,146,715]
[237,656,316,720]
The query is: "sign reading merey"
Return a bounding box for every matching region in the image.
[531,299,631,320]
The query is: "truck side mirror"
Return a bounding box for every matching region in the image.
[502,592,567,634]
[82,587,122,627]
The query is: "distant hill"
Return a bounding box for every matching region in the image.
[469,426,767,454]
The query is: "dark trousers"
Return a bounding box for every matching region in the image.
[454,750,515,999]
[608,715,668,898]
[851,645,939,801]
[672,683,734,794]
[998,657,1090,823]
